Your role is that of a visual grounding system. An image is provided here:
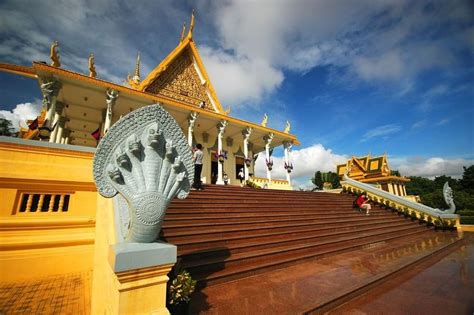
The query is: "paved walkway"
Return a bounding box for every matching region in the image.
[330,232,474,315]
[0,271,91,314]
[189,232,471,315]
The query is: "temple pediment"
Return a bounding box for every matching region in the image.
[140,38,223,113]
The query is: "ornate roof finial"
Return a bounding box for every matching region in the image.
[88,53,97,78]
[284,120,291,134]
[50,41,61,67]
[126,53,141,89]
[261,113,268,127]
[187,9,195,39]
[133,53,140,82]
[180,22,187,42]
[224,106,232,115]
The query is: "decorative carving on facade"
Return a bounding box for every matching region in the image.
[226,137,233,147]
[40,79,62,110]
[106,89,119,120]
[144,49,213,110]
[188,111,199,131]
[217,120,228,137]
[202,132,209,143]
[93,104,193,243]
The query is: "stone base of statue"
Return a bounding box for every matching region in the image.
[91,197,177,314]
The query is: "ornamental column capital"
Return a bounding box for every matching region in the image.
[217,120,228,137]
[106,88,119,106]
[242,126,253,140]
[263,132,274,144]
[283,141,293,151]
[40,78,62,108]
[188,111,199,130]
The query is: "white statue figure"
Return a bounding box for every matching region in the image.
[93,104,193,243]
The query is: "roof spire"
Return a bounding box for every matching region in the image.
[133,53,141,83]
[126,53,141,89]
[180,22,186,42]
[187,9,195,39]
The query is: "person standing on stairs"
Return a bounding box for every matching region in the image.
[355,193,371,215]
[193,143,204,190]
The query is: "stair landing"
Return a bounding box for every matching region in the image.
[188,231,469,314]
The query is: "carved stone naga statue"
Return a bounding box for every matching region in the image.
[439,181,456,214]
[93,104,194,243]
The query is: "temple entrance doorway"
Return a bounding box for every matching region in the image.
[211,152,218,184]
[235,156,244,181]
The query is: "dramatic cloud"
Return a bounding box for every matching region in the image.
[0,101,41,131]
[391,157,474,178]
[362,124,402,142]
[254,144,347,189]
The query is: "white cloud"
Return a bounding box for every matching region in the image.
[411,120,426,129]
[391,156,474,178]
[200,46,284,106]
[437,118,451,126]
[362,124,402,141]
[254,144,347,189]
[0,101,42,131]
[353,51,405,81]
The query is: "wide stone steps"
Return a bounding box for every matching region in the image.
[186,228,431,286]
[162,185,441,287]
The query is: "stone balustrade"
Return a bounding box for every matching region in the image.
[250,177,292,190]
[341,175,459,227]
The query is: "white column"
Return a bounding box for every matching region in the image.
[49,102,64,143]
[55,116,66,143]
[104,89,119,134]
[402,185,407,196]
[188,111,199,147]
[284,141,293,186]
[216,120,228,185]
[264,133,274,182]
[242,127,252,181]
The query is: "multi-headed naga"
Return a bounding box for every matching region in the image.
[93,104,194,243]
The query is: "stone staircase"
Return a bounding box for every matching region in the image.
[162,185,458,288]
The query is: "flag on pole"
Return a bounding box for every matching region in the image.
[91,127,101,141]
[28,118,39,130]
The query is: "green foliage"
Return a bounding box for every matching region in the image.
[405,176,435,195]
[311,171,340,190]
[0,118,16,137]
[404,166,474,215]
[460,165,474,194]
[168,270,197,305]
[391,170,401,176]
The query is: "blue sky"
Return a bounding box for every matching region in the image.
[1,0,473,187]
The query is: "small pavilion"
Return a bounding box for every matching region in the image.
[336,155,410,197]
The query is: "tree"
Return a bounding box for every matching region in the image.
[0,118,16,137]
[460,165,474,194]
[391,170,401,177]
[405,176,435,195]
[312,171,323,190]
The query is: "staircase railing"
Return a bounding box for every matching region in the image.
[341,175,459,226]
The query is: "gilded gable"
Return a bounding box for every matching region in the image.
[144,48,213,110]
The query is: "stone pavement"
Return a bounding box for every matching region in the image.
[0,271,91,314]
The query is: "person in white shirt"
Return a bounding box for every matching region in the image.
[193,144,204,190]
[238,168,244,187]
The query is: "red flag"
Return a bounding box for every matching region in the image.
[28,118,39,130]
[91,127,101,141]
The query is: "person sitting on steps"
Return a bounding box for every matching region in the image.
[355,192,371,215]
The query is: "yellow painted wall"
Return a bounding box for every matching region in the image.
[0,139,97,282]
